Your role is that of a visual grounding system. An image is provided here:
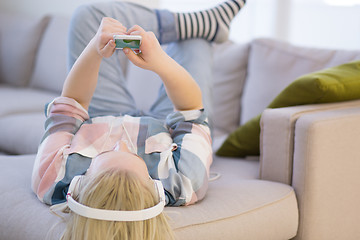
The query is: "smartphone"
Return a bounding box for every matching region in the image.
[113,35,142,49]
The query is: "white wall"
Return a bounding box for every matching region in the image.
[0,0,159,17]
[0,0,283,44]
[228,0,360,50]
[160,0,289,44]
[288,1,360,50]
[0,0,285,43]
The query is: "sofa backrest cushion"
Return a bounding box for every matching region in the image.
[217,60,360,158]
[241,38,360,124]
[212,41,250,135]
[29,16,70,94]
[268,60,360,107]
[0,14,49,87]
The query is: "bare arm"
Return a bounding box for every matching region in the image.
[123,26,203,111]
[61,18,127,110]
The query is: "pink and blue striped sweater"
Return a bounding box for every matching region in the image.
[31,97,212,206]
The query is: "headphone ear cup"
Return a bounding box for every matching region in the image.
[153,180,165,206]
[68,175,85,199]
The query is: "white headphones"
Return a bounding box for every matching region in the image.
[66,175,166,222]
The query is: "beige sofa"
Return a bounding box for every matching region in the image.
[0,12,360,240]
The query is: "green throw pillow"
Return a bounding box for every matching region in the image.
[216,60,360,158]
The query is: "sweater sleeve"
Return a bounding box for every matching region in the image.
[31,97,89,204]
[162,109,213,206]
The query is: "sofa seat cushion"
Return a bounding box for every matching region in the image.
[0,112,45,154]
[170,157,298,239]
[0,154,298,240]
[0,85,58,117]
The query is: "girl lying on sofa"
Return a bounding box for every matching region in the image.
[31,0,245,239]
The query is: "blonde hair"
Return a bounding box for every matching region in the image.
[61,169,174,240]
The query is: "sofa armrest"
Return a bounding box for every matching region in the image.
[260,100,360,239]
[259,99,360,185]
[292,104,360,239]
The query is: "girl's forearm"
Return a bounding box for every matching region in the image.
[155,55,203,111]
[123,26,203,111]
[61,39,102,110]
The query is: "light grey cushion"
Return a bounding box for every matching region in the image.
[0,14,50,87]
[0,85,58,117]
[0,153,298,240]
[241,38,360,124]
[0,112,45,154]
[29,16,70,94]
[212,41,250,135]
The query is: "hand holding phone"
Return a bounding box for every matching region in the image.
[122,26,169,73]
[113,35,142,49]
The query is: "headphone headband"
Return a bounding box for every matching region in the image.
[66,175,165,221]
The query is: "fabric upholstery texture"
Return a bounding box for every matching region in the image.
[217,60,360,157]
[0,154,298,240]
[0,85,58,117]
[241,38,360,124]
[0,112,45,154]
[212,41,250,135]
[0,14,50,87]
[216,115,261,157]
[260,99,360,185]
[29,16,70,93]
[292,106,360,240]
[269,60,360,106]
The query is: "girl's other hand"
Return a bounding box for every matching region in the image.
[93,17,127,58]
[123,25,169,73]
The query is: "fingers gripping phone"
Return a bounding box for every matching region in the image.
[113,35,142,49]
